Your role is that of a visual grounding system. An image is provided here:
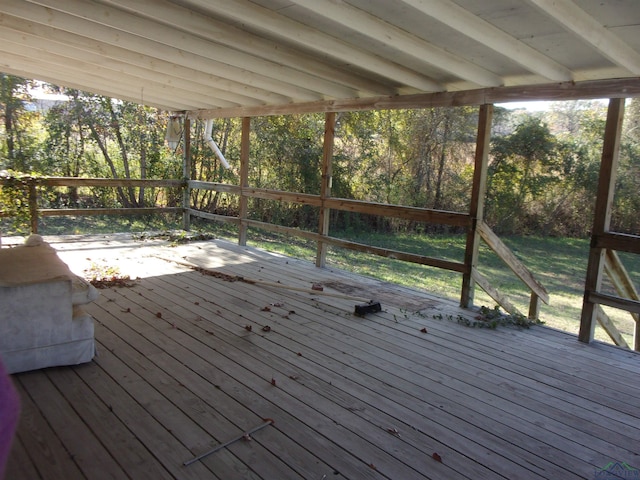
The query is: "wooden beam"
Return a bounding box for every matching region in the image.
[0,26,243,109]
[0,14,285,106]
[29,0,341,99]
[323,198,470,227]
[2,0,316,102]
[186,0,442,92]
[190,78,640,119]
[182,117,191,231]
[461,104,492,308]
[0,53,192,111]
[187,181,241,195]
[101,0,394,97]
[38,178,183,188]
[399,0,572,82]
[238,117,251,246]
[288,0,502,87]
[595,306,630,349]
[39,207,181,217]
[593,232,640,255]
[471,268,523,317]
[588,292,640,315]
[579,98,625,343]
[316,112,335,268]
[604,249,640,350]
[529,0,640,75]
[478,222,549,304]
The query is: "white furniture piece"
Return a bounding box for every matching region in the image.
[0,237,98,374]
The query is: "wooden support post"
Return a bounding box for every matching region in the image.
[579,98,625,343]
[182,117,191,231]
[316,112,336,268]
[461,104,493,308]
[238,117,251,246]
[28,180,38,234]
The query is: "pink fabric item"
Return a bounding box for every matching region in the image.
[0,358,20,478]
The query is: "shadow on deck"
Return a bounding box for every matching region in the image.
[5,234,640,480]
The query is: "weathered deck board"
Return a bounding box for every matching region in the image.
[5,235,640,480]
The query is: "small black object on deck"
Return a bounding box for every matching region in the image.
[354,301,382,317]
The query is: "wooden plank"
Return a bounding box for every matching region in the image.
[595,231,640,255]
[588,291,640,314]
[595,306,630,348]
[324,235,466,273]
[46,366,176,480]
[471,267,523,316]
[183,116,191,230]
[36,177,184,188]
[89,322,282,479]
[188,208,241,224]
[5,437,42,480]
[604,249,640,350]
[478,221,549,304]
[580,98,625,343]
[241,187,323,206]
[189,78,640,119]
[120,277,496,480]
[238,117,250,246]
[188,180,241,194]
[11,379,85,480]
[461,104,492,308]
[92,286,401,479]
[39,207,182,217]
[16,370,125,480]
[323,197,471,226]
[151,271,611,479]
[316,111,335,267]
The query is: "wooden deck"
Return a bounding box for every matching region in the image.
[5,235,640,480]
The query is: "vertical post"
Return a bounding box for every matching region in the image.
[316,112,336,268]
[238,117,251,246]
[28,179,38,234]
[461,104,493,308]
[182,117,191,231]
[579,98,625,343]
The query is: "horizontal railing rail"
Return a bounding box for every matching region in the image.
[2,176,549,323]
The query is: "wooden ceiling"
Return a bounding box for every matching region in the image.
[1,0,640,117]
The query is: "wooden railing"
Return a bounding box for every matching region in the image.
[0,176,183,233]
[185,179,548,320]
[595,245,640,350]
[2,175,549,325]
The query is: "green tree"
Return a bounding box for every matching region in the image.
[0,74,39,172]
[487,118,563,234]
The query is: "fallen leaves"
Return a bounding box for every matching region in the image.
[420,327,428,334]
[432,452,442,463]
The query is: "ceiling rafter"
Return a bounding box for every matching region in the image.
[528,0,640,75]
[30,0,354,100]
[0,43,224,109]
[287,0,503,87]
[100,0,395,97]
[7,1,312,103]
[185,0,444,92]
[0,15,274,107]
[0,52,196,110]
[0,28,239,109]
[398,0,573,82]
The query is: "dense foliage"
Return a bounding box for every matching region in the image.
[1,74,639,237]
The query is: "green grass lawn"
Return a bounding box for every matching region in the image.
[26,215,640,347]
